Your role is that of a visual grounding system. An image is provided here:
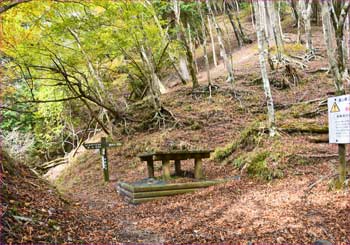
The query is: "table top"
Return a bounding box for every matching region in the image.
[138,150,213,161]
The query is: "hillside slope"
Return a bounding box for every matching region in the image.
[48,25,350,243]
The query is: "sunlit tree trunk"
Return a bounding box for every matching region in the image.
[197,0,211,85]
[206,0,234,83]
[254,0,276,137]
[140,45,162,112]
[226,7,243,47]
[207,15,218,67]
[187,22,199,73]
[265,0,284,58]
[300,0,314,53]
[145,0,184,87]
[173,0,198,89]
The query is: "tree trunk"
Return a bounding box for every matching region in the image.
[254,0,276,137]
[146,0,185,86]
[206,0,234,83]
[187,23,199,74]
[140,46,162,112]
[265,0,284,58]
[207,15,218,67]
[173,0,198,89]
[235,11,252,44]
[290,0,299,27]
[226,8,243,47]
[300,0,314,53]
[198,0,211,85]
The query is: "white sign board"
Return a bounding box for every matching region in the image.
[328,94,350,144]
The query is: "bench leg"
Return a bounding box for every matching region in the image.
[174,160,182,176]
[162,160,171,181]
[147,159,154,178]
[194,158,203,179]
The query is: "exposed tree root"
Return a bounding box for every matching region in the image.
[272,54,308,70]
[151,106,179,129]
[289,49,323,63]
[191,84,220,95]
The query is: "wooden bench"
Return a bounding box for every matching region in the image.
[138,150,213,180]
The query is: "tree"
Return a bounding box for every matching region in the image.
[173,0,199,90]
[253,0,276,137]
[0,0,176,159]
[206,0,235,84]
[299,0,314,54]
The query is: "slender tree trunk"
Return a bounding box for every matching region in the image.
[250,0,256,29]
[290,0,299,27]
[206,0,234,83]
[198,0,212,86]
[173,0,198,89]
[300,0,314,53]
[265,0,284,58]
[188,23,199,73]
[183,27,199,89]
[207,15,218,67]
[226,8,243,47]
[235,11,252,44]
[140,45,162,112]
[297,13,302,44]
[146,0,185,86]
[254,0,276,137]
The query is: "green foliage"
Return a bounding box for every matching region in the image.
[0,0,178,160]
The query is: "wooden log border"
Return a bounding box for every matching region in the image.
[116,179,227,204]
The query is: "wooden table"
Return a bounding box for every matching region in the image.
[138,150,213,180]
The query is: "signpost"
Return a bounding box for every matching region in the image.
[328,94,350,185]
[83,137,122,182]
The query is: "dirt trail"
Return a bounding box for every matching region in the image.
[196,44,257,84]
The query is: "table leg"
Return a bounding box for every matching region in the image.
[175,160,182,176]
[162,160,171,180]
[147,159,154,178]
[194,158,203,179]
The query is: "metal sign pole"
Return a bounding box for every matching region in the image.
[100,137,109,182]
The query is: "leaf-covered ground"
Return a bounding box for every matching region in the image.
[2,21,350,244]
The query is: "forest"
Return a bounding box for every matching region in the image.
[0,0,350,243]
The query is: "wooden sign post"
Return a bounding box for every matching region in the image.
[83,137,122,182]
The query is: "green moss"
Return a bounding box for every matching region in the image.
[246,150,283,180]
[246,150,270,177]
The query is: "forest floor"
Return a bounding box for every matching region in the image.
[2,19,350,244]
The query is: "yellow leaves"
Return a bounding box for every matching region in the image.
[91,6,106,16]
[0,86,16,99]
